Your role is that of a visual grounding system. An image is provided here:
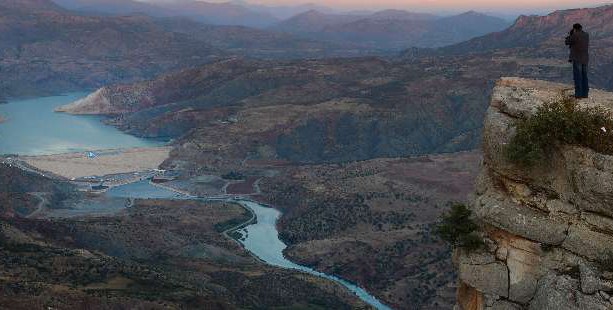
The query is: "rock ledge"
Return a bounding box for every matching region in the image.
[456,78,613,310]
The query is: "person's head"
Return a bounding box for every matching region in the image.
[573,23,583,31]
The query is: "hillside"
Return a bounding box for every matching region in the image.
[427,5,613,89]
[454,78,613,309]
[439,5,613,53]
[271,9,510,50]
[0,0,220,97]
[53,0,280,28]
[56,56,505,167]
[260,151,482,309]
[0,0,367,98]
[0,163,367,309]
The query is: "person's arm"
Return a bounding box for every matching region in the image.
[569,32,580,45]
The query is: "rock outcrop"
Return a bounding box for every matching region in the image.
[455,77,613,310]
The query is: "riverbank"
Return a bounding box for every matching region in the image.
[21,147,172,179]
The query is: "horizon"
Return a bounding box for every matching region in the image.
[137,0,611,16]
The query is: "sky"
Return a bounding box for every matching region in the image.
[253,0,608,11]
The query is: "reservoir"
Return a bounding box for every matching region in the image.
[2,94,393,310]
[0,93,161,155]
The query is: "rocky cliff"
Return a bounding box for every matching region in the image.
[455,77,613,309]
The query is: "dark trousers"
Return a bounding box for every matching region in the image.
[573,61,589,98]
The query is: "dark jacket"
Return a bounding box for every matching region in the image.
[567,30,589,65]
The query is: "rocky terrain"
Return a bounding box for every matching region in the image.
[0,162,369,309]
[455,78,613,309]
[54,5,613,170]
[271,10,510,50]
[55,54,556,168]
[258,151,482,309]
[48,5,613,309]
[425,5,613,90]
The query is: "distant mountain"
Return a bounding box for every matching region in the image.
[0,0,362,98]
[53,0,280,28]
[156,0,280,28]
[437,5,613,54]
[272,10,366,33]
[271,9,510,50]
[235,1,339,20]
[428,5,613,89]
[52,0,168,16]
[369,9,437,21]
[1,0,62,10]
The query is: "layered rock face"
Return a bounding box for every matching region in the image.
[456,78,613,310]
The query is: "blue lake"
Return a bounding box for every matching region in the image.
[0,93,162,155]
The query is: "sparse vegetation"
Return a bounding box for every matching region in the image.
[221,171,245,180]
[436,204,484,251]
[506,95,613,166]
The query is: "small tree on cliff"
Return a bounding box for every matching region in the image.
[436,203,483,252]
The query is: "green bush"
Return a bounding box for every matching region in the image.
[506,95,613,166]
[436,204,483,251]
[221,171,245,180]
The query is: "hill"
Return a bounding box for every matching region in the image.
[439,5,613,54]
[0,0,220,97]
[0,0,365,98]
[56,57,495,167]
[271,9,510,50]
[0,163,365,308]
[53,0,280,28]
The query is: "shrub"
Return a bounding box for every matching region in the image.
[436,204,483,251]
[506,95,613,166]
[221,171,245,180]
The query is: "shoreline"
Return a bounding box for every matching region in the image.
[20,146,172,180]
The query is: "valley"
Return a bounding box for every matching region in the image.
[3,0,613,309]
[0,164,369,309]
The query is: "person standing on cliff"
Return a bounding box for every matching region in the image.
[565,23,590,98]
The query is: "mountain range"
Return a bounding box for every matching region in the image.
[427,4,613,90]
[52,0,279,27]
[50,0,510,50]
[0,0,365,98]
[6,1,613,308]
[271,9,511,50]
[56,4,613,168]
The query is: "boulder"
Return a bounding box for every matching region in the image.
[474,190,569,245]
[489,300,523,310]
[459,252,509,298]
[488,228,543,303]
[528,273,580,310]
[562,225,613,261]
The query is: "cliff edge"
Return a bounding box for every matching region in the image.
[456,77,613,310]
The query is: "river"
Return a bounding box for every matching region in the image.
[2,94,392,310]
